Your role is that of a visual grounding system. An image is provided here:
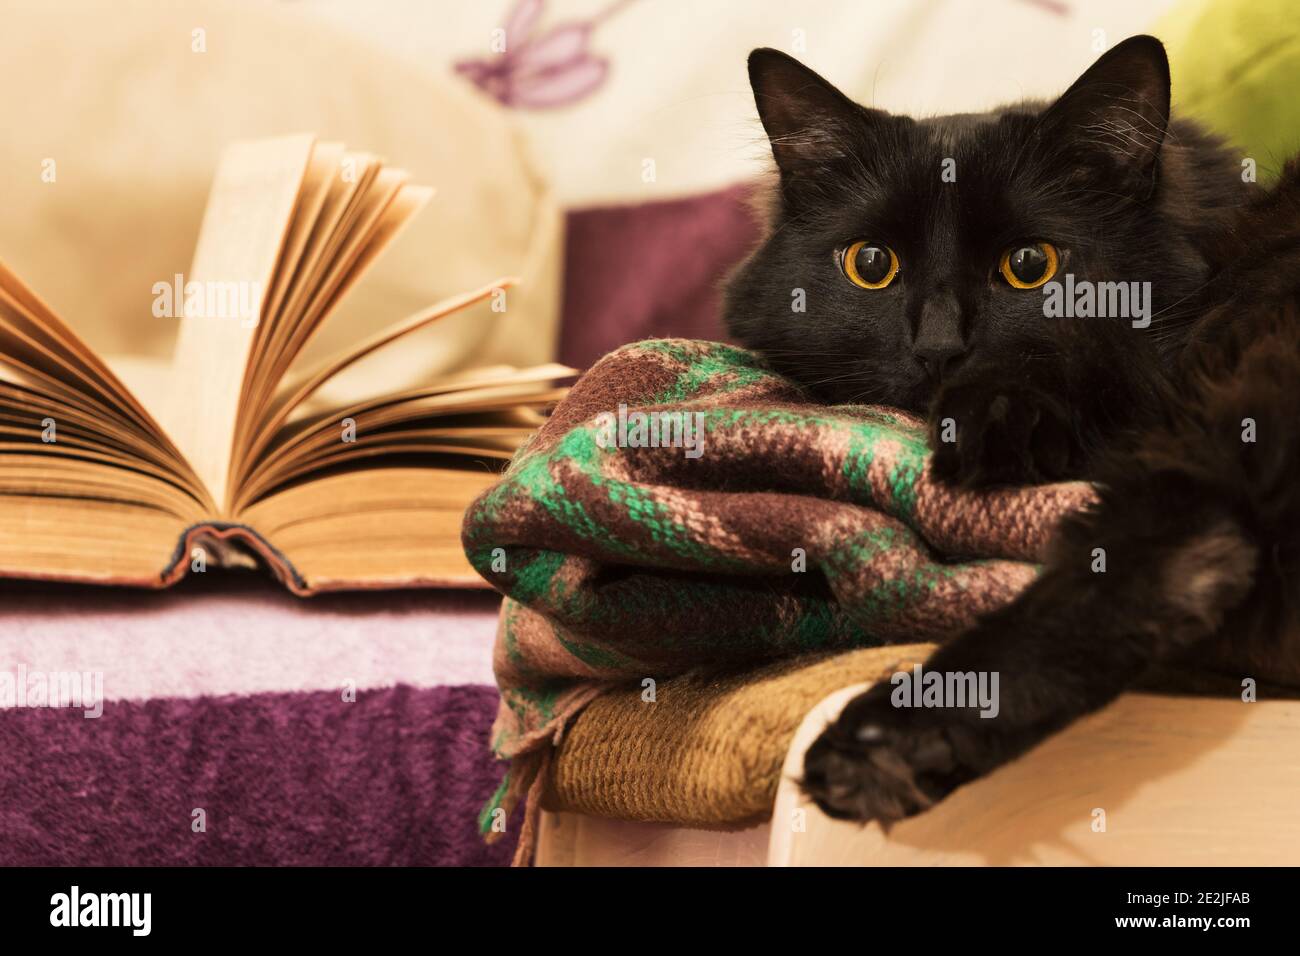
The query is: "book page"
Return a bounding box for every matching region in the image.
[166,134,315,514]
[233,372,565,511]
[237,466,502,589]
[236,275,512,479]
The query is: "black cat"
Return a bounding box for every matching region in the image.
[725,36,1300,822]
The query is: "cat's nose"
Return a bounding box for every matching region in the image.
[913,342,964,379]
[913,293,965,379]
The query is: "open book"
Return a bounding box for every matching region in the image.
[0,135,569,593]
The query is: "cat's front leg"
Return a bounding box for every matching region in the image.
[927,379,1082,487]
[802,478,1257,823]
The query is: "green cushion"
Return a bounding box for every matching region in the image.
[1161,0,1300,181]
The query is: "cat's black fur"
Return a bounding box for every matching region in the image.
[725,36,1300,822]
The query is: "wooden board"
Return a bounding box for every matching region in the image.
[771,688,1300,866]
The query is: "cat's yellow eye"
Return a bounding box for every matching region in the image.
[841,241,899,289]
[999,242,1060,289]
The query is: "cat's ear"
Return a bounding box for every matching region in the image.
[748,48,878,180]
[1038,35,1170,186]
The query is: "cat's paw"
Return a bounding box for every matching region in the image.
[801,685,981,823]
[928,382,1077,487]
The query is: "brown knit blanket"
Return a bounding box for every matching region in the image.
[463,339,1094,852]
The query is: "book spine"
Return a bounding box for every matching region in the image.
[163,523,313,595]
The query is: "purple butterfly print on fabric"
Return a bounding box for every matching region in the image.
[1018,0,1071,15]
[454,0,636,109]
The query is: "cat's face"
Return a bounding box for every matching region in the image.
[725,37,1193,412]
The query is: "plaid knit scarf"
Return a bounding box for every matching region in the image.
[463,339,1093,856]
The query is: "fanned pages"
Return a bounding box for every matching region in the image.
[0,135,571,592]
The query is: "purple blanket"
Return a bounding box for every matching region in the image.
[0,578,516,866]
